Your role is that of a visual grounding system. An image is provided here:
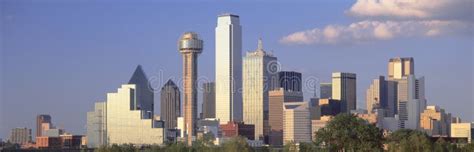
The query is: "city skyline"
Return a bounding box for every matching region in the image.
[1,0,473,140]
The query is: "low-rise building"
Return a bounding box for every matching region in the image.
[451,123,473,143]
[220,121,255,140]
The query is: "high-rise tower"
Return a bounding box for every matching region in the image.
[160,80,181,130]
[332,72,357,113]
[36,114,51,137]
[243,38,278,141]
[178,32,203,145]
[215,13,243,124]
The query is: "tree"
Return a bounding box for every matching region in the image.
[220,136,252,152]
[386,129,433,152]
[314,113,384,151]
[283,141,298,152]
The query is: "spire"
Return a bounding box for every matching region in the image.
[257,38,263,51]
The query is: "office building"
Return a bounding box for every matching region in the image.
[283,102,311,144]
[220,121,255,140]
[87,66,164,146]
[8,127,31,144]
[388,57,414,80]
[366,76,396,116]
[202,82,216,119]
[128,65,154,119]
[177,117,185,139]
[215,13,243,124]
[319,98,342,116]
[420,106,452,137]
[309,97,321,120]
[87,102,107,148]
[178,32,203,145]
[36,115,52,137]
[332,72,356,113]
[451,123,473,143]
[268,88,303,146]
[277,71,302,92]
[243,38,278,141]
[396,75,427,129]
[319,83,332,99]
[160,80,181,130]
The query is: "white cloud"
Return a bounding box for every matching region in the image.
[348,0,472,20]
[281,0,473,45]
[280,20,471,45]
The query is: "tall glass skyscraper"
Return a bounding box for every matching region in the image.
[243,39,278,141]
[160,80,180,130]
[215,14,243,124]
[202,82,216,119]
[332,72,357,113]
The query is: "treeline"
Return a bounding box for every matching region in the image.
[95,114,474,152]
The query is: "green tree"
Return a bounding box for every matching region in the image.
[387,129,433,152]
[220,136,253,152]
[314,113,384,151]
[460,143,474,152]
[283,141,298,152]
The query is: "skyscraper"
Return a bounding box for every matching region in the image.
[8,127,32,144]
[388,57,414,80]
[366,76,389,115]
[36,115,52,137]
[332,72,357,113]
[215,13,243,124]
[128,65,155,119]
[277,71,302,92]
[283,102,311,144]
[160,80,181,130]
[243,38,278,141]
[202,82,216,119]
[107,66,163,145]
[178,32,203,145]
[319,83,332,99]
[268,88,303,146]
[420,105,451,136]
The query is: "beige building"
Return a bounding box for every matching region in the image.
[283,102,311,144]
[87,66,164,146]
[106,84,164,145]
[451,123,473,143]
[268,88,303,146]
[243,39,278,141]
[388,57,414,80]
[420,106,451,137]
[332,72,356,113]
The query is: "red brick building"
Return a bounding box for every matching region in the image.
[220,121,255,140]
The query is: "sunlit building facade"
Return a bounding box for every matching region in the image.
[283,102,311,144]
[243,39,278,141]
[332,72,356,113]
[215,13,243,124]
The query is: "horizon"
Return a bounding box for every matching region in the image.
[1,0,473,139]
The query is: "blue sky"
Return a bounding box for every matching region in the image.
[1,0,473,138]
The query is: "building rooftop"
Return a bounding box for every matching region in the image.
[218,13,239,18]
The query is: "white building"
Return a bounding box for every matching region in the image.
[243,39,278,140]
[86,66,164,146]
[283,102,311,144]
[451,123,473,143]
[215,13,243,125]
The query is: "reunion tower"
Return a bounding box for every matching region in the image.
[178,32,203,146]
